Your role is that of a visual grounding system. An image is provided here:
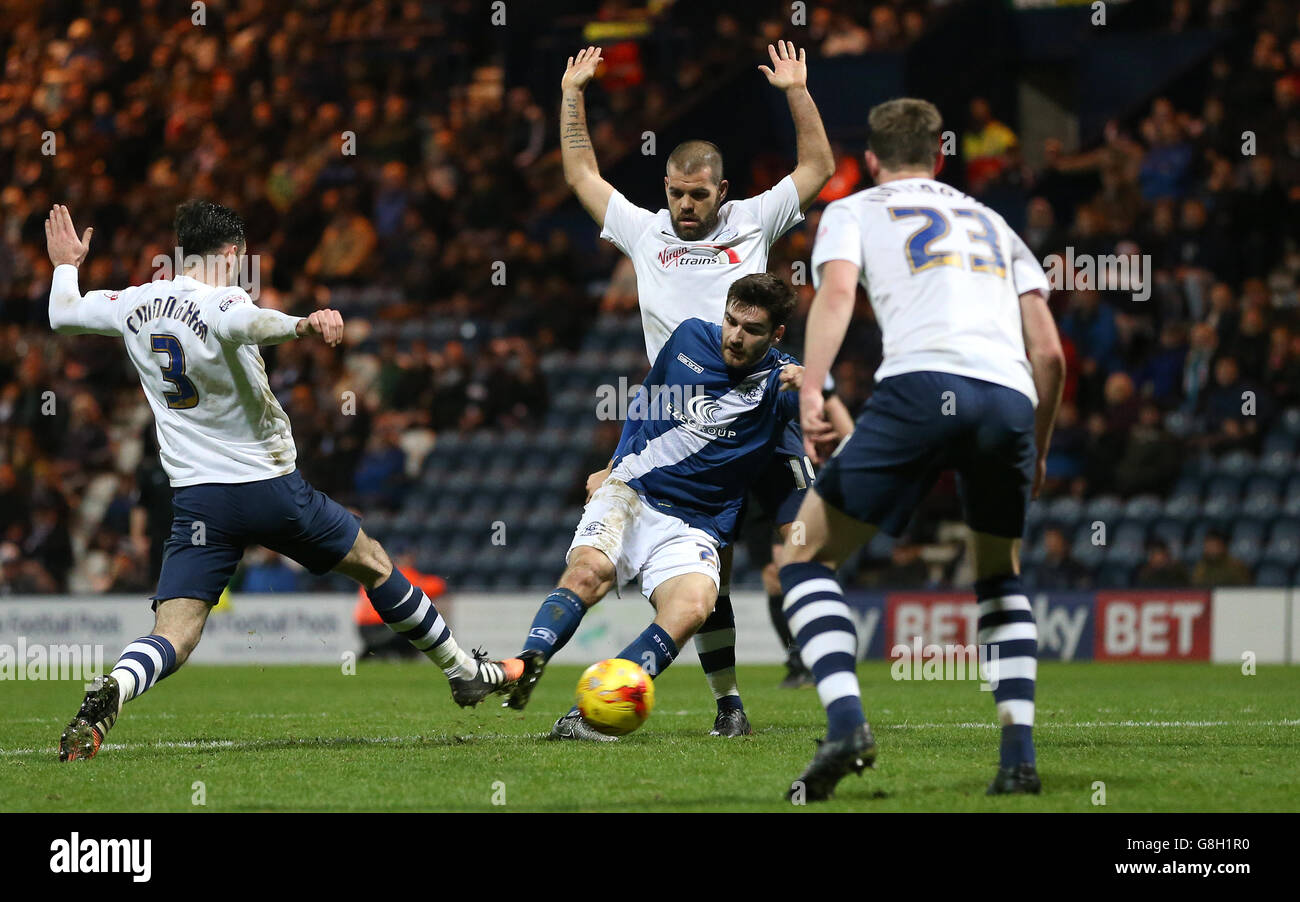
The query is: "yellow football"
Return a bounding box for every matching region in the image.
[575,658,655,736]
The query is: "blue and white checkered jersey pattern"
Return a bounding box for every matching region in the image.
[610,316,800,544]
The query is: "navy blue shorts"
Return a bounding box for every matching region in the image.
[152,469,361,605]
[748,420,814,526]
[815,372,1036,539]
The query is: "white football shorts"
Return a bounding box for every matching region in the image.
[567,479,721,600]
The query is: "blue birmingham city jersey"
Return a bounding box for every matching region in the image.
[610,317,800,543]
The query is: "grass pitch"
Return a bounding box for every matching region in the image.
[2,662,1296,812]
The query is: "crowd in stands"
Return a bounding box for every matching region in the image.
[1,0,1297,593]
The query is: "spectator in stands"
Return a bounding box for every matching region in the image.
[1181,321,1219,413]
[1138,101,1193,200]
[1023,196,1064,259]
[1276,118,1300,200]
[1201,355,1272,453]
[1033,526,1092,591]
[1206,281,1241,348]
[962,97,1018,196]
[1174,197,1234,284]
[1080,412,1126,497]
[1230,306,1271,381]
[1136,540,1191,588]
[868,4,905,51]
[1115,401,1181,496]
[303,191,379,284]
[24,501,74,591]
[813,8,870,57]
[1135,321,1188,404]
[354,417,409,512]
[1103,371,1141,432]
[0,541,57,594]
[1061,290,1120,377]
[1044,401,1086,493]
[1191,530,1252,587]
[1266,326,1300,405]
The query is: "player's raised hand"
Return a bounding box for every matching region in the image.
[45,205,94,268]
[562,46,603,92]
[297,308,345,347]
[778,363,804,391]
[758,41,807,92]
[799,387,836,464]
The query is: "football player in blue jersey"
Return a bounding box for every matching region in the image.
[503,274,807,740]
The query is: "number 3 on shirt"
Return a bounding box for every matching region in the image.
[888,206,1007,278]
[150,333,199,409]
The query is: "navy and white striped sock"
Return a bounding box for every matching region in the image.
[366,568,475,678]
[109,634,178,723]
[780,561,864,741]
[694,591,741,712]
[975,573,1038,768]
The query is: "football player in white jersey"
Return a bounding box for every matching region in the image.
[558,42,854,734]
[46,201,523,761]
[776,99,1066,800]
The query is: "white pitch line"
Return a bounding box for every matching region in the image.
[883,718,1300,729]
[0,733,522,758]
[2,719,1295,758]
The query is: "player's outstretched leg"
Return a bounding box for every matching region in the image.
[975,569,1041,795]
[343,531,522,707]
[505,545,614,711]
[550,571,711,741]
[60,597,205,761]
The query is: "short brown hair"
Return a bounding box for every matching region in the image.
[867,98,943,170]
[726,273,796,329]
[667,140,724,184]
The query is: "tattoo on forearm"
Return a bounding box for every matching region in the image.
[562,96,591,151]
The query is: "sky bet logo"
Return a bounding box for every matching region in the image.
[50,833,152,882]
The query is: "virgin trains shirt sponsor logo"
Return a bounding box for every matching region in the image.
[655,244,742,267]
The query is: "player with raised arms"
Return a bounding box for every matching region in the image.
[504,274,804,740]
[557,42,855,734]
[46,201,523,761]
[777,99,1065,800]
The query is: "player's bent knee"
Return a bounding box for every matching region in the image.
[560,550,614,604]
[334,530,393,588]
[655,577,716,636]
[684,592,714,632]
